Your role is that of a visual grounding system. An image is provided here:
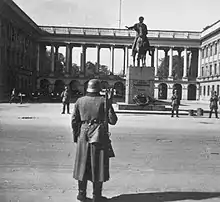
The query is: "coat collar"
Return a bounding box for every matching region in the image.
[86,92,101,97]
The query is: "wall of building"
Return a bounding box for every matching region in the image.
[199,80,220,101]
[0,3,39,101]
[198,23,220,100]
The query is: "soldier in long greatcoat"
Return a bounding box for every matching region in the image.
[209,91,219,119]
[61,86,71,114]
[71,79,118,202]
[171,89,180,117]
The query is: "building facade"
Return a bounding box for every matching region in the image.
[0,0,42,101]
[0,0,220,102]
[197,21,220,101]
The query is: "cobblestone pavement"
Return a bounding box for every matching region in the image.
[0,103,220,202]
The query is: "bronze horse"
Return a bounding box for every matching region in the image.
[132,36,152,67]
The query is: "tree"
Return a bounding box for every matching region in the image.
[55,52,65,75]
[99,64,111,75]
[85,61,111,76]
[158,55,188,80]
[70,63,80,76]
[41,50,65,76]
[86,61,96,76]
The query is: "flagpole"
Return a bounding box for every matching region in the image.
[119,0,122,28]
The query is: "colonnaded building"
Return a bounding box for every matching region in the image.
[0,0,220,102]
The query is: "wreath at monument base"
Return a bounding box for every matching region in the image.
[133,93,156,106]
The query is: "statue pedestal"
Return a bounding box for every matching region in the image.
[125,66,154,104]
[117,66,165,111]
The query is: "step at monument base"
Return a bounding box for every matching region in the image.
[117,102,166,111]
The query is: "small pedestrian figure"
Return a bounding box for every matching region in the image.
[61,86,71,114]
[171,89,180,117]
[9,88,16,104]
[209,91,219,119]
[18,92,24,104]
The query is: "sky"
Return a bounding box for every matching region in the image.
[12,0,220,73]
[13,0,220,31]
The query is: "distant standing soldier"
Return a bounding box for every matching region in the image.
[71,79,118,202]
[209,91,219,119]
[61,86,71,114]
[171,89,180,117]
[9,88,16,104]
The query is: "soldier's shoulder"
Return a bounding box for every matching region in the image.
[76,95,86,102]
[77,95,104,102]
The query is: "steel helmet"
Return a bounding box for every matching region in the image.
[139,16,144,21]
[86,79,101,93]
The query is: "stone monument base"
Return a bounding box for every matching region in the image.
[117,102,166,111]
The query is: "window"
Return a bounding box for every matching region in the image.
[202,49,204,58]
[201,67,204,77]
[206,48,208,58]
[215,43,218,55]
[217,85,220,96]
[214,64,217,75]
[219,63,220,75]
[199,86,202,96]
[206,66,209,76]
[203,86,206,96]
[210,65,212,76]
[210,45,212,56]
[207,85,210,96]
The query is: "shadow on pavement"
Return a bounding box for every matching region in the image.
[107,192,220,202]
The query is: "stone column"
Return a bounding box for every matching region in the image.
[36,43,40,73]
[217,40,220,75]
[96,45,100,74]
[69,45,73,73]
[183,47,188,80]
[177,49,182,79]
[80,45,87,75]
[168,47,173,80]
[151,48,155,67]
[54,45,59,72]
[50,45,55,75]
[181,84,188,100]
[167,84,174,100]
[154,47,159,79]
[110,46,115,74]
[197,48,202,78]
[123,46,129,76]
[65,44,70,74]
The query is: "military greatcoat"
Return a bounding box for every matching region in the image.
[209,95,219,110]
[71,92,117,182]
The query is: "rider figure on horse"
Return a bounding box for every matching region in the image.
[126,16,151,56]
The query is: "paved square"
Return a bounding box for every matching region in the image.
[0,103,220,202]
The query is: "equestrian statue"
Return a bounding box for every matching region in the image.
[126,16,152,67]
